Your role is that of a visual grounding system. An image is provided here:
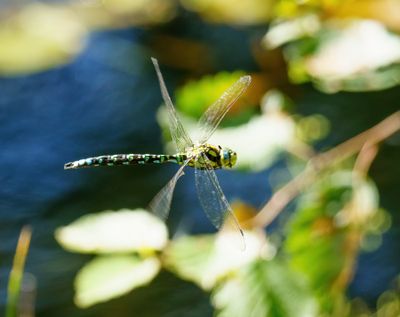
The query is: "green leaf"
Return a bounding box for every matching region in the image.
[212,259,317,317]
[55,209,168,253]
[74,255,160,308]
[284,173,350,307]
[163,235,215,289]
[175,71,252,123]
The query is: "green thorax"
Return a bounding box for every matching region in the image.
[181,144,237,170]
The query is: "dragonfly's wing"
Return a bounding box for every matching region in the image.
[194,154,244,243]
[149,161,189,220]
[151,58,194,152]
[197,75,251,144]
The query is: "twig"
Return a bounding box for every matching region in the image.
[331,143,379,292]
[353,142,379,178]
[252,111,400,228]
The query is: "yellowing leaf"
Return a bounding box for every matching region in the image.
[74,255,160,308]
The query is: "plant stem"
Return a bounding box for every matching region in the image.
[6,226,32,317]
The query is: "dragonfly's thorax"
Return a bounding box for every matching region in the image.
[180,144,237,170]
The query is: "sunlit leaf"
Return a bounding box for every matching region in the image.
[263,14,321,49]
[207,113,296,171]
[212,259,317,317]
[55,209,168,253]
[164,231,267,290]
[305,20,400,92]
[0,4,87,75]
[74,255,160,308]
[268,16,400,92]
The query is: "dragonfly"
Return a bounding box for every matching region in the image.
[65,58,251,243]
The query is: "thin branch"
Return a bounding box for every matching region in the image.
[353,142,379,178]
[252,111,400,228]
[331,143,379,292]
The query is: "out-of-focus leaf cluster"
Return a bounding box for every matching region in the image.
[265,1,400,92]
[55,169,394,316]
[285,170,391,314]
[3,0,400,94]
[0,0,175,75]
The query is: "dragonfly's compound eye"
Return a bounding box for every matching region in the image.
[221,148,237,168]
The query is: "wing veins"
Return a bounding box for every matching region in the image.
[151,58,193,152]
[194,153,244,240]
[197,75,251,144]
[149,160,190,220]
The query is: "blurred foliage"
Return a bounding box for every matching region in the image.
[175,71,254,122]
[2,0,400,93]
[55,169,396,316]
[0,4,87,75]
[164,230,267,290]
[0,0,175,75]
[263,0,400,92]
[265,18,400,92]
[212,259,317,317]
[285,170,391,314]
[55,209,166,307]
[55,209,168,253]
[75,255,160,308]
[274,0,400,31]
[180,0,274,24]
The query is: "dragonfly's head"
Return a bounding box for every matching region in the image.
[220,147,237,168]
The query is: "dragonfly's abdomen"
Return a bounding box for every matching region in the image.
[64,154,182,169]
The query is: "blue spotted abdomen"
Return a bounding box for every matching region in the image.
[64,153,183,169]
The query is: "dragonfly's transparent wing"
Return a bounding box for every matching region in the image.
[151,58,193,152]
[149,160,189,220]
[197,75,251,144]
[194,154,244,245]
